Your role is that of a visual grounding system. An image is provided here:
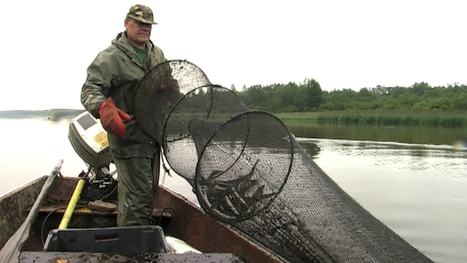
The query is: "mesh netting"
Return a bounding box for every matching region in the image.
[134,61,432,263]
[163,85,250,181]
[134,60,211,145]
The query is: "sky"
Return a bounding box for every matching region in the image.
[1,0,466,110]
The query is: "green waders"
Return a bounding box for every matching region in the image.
[113,147,160,226]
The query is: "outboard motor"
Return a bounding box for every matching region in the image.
[68,112,116,198]
[68,111,112,169]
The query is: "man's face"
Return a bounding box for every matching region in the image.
[125,19,152,48]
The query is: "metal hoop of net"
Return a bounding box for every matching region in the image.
[194,111,294,223]
[162,85,249,182]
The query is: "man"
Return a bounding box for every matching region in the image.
[81,4,166,226]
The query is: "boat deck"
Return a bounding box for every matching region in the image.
[19,251,244,263]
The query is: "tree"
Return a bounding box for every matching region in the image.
[301,78,324,110]
[412,82,431,96]
[271,82,299,112]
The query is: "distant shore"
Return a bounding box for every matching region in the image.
[0,109,85,120]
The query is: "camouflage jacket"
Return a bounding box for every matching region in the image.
[81,32,166,158]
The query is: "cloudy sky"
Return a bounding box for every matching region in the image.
[1,0,465,110]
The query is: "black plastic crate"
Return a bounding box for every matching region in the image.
[44,225,169,254]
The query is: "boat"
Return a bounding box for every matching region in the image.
[0,160,283,263]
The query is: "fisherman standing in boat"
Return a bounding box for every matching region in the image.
[81,4,165,226]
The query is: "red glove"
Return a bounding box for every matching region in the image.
[98,98,132,138]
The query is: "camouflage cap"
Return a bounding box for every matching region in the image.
[126,4,157,24]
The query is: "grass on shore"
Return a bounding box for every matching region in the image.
[275,111,467,128]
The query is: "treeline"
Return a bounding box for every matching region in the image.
[233,80,467,113]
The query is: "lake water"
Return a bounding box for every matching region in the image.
[1,117,466,263]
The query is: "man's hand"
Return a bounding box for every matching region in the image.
[98,98,132,138]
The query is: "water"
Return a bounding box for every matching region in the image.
[1,117,466,262]
[300,138,467,263]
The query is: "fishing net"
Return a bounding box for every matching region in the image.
[134,60,432,263]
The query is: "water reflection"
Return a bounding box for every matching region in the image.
[296,139,321,157]
[298,138,467,177]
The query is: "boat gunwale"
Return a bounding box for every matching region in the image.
[0,176,48,249]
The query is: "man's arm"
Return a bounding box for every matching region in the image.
[81,53,112,118]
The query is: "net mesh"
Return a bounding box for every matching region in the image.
[134,60,433,263]
[163,85,250,182]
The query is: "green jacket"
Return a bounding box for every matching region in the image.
[81,32,166,158]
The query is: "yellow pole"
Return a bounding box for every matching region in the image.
[58,178,86,229]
